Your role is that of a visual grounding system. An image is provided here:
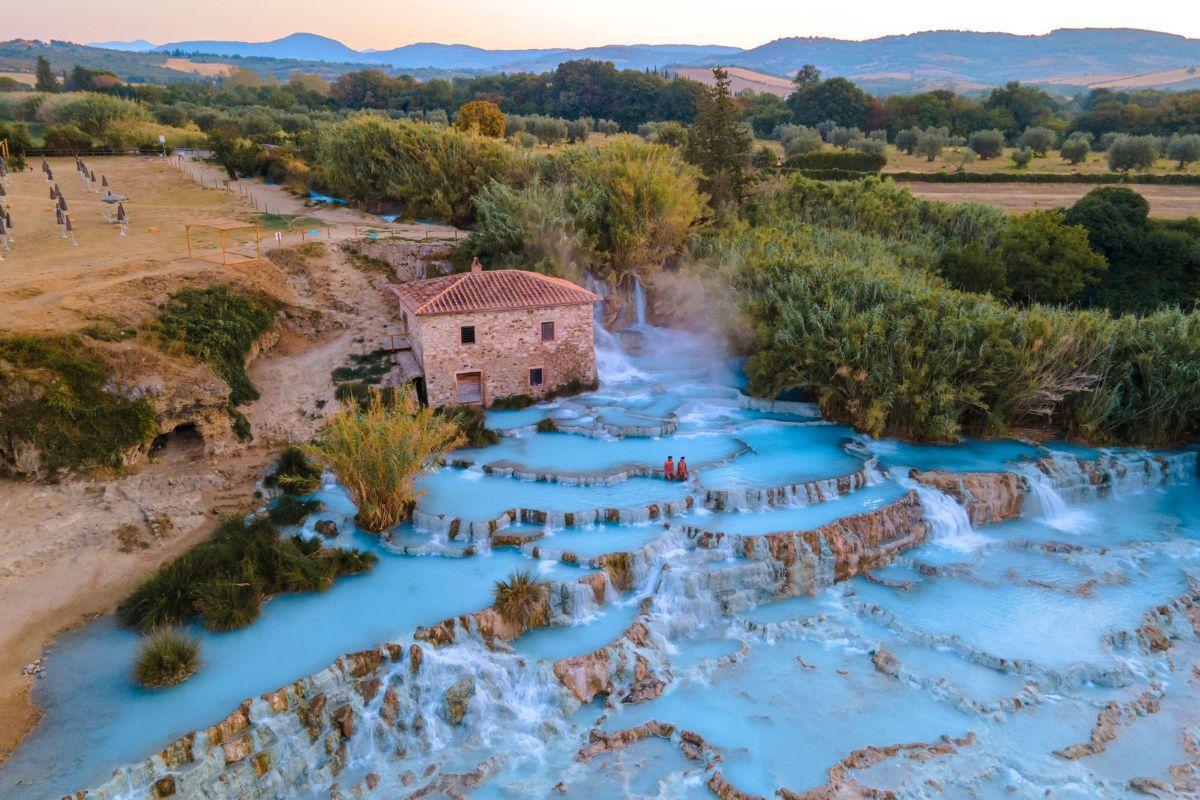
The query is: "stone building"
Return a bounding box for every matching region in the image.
[391,260,601,407]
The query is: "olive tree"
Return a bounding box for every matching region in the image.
[1015,126,1057,157]
[894,127,919,155]
[1107,136,1159,171]
[1060,135,1090,165]
[915,127,950,161]
[968,129,1005,160]
[1166,134,1200,168]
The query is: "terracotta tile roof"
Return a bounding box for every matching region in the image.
[392,269,602,316]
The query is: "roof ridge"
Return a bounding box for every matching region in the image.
[414,273,469,314]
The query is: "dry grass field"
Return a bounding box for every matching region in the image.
[161,58,236,77]
[896,182,1200,217]
[675,66,793,97]
[881,145,1200,177]
[0,71,35,86]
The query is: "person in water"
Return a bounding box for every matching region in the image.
[676,457,689,481]
[663,456,675,481]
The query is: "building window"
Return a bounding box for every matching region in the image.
[460,325,476,345]
[529,368,544,387]
[456,372,483,404]
[540,321,555,341]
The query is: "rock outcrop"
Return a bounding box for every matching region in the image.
[910,469,1026,525]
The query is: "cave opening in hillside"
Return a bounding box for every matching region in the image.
[149,423,203,460]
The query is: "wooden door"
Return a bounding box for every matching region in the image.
[455,372,483,404]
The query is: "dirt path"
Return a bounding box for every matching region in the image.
[0,241,412,764]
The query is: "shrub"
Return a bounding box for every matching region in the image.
[968,129,1005,160]
[894,127,919,155]
[153,286,279,406]
[777,124,823,157]
[41,123,93,150]
[134,628,200,689]
[535,418,558,433]
[998,210,1107,304]
[119,515,377,632]
[1010,147,1034,168]
[1060,136,1090,165]
[850,138,887,158]
[266,445,323,495]
[313,114,515,225]
[489,394,536,411]
[0,335,158,479]
[268,495,322,525]
[455,100,505,138]
[309,388,464,531]
[435,404,500,447]
[492,569,548,628]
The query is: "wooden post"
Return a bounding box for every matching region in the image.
[185,224,192,260]
[220,229,227,266]
[255,227,261,261]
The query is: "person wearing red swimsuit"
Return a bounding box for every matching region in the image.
[663,456,675,481]
[676,457,689,481]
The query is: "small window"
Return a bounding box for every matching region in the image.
[540,321,555,341]
[529,368,544,387]
[460,325,476,344]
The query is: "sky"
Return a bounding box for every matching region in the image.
[7,0,1200,49]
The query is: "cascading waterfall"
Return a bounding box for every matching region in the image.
[632,277,647,327]
[912,484,990,553]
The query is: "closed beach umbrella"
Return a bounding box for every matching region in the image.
[0,218,6,236]
[64,215,73,233]
[102,175,108,188]
[56,208,64,225]
[116,203,127,222]
[5,211,11,229]
[58,196,67,212]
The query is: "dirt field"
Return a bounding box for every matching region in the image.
[675,66,793,97]
[0,71,35,86]
[882,146,1200,177]
[896,181,1200,217]
[162,58,235,77]
[0,155,461,764]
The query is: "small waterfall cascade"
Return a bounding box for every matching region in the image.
[633,277,647,327]
[1035,450,1198,503]
[912,483,989,553]
[1018,463,1071,519]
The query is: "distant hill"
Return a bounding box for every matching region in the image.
[153,33,739,72]
[89,39,158,53]
[704,29,1200,92]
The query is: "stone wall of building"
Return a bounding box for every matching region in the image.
[413,303,597,408]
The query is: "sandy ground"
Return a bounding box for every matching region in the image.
[0,156,460,763]
[896,181,1200,218]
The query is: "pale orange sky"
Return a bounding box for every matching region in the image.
[7,0,1199,49]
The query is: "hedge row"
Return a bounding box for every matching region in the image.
[785,150,888,173]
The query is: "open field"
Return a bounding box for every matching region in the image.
[0,71,34,86]
[674,65,793,97]
[1041,65,1200,90]
[881,145,1200,177]
[161,57,235,77]
[897,181,1200,217]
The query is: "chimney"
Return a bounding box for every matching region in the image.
[470,257,482,273]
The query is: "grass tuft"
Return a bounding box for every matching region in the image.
[134,628,201,689]
[492,569,548,629]
[265,445,323,495]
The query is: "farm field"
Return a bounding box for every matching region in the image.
[881,144,1200,176]
[896,180,1200,217]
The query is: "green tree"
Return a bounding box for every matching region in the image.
[1010,147,1034,169]
[893,127,919,155]
[685,67,754,209]
[1166,134,1200,168]
[1015,126,1057,156]
[34,56,59,93]
[1107,136,1159,171]
[454,100,506,138]
[915,127,950,161]
[968,129,1005,160]
[789,77,871,128]
[999,210,1107,304]
[984,82,1058,138]
[935,241,1008,294]
[791,64,821,92]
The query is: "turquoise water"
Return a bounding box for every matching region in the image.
[3,324,1198,800]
